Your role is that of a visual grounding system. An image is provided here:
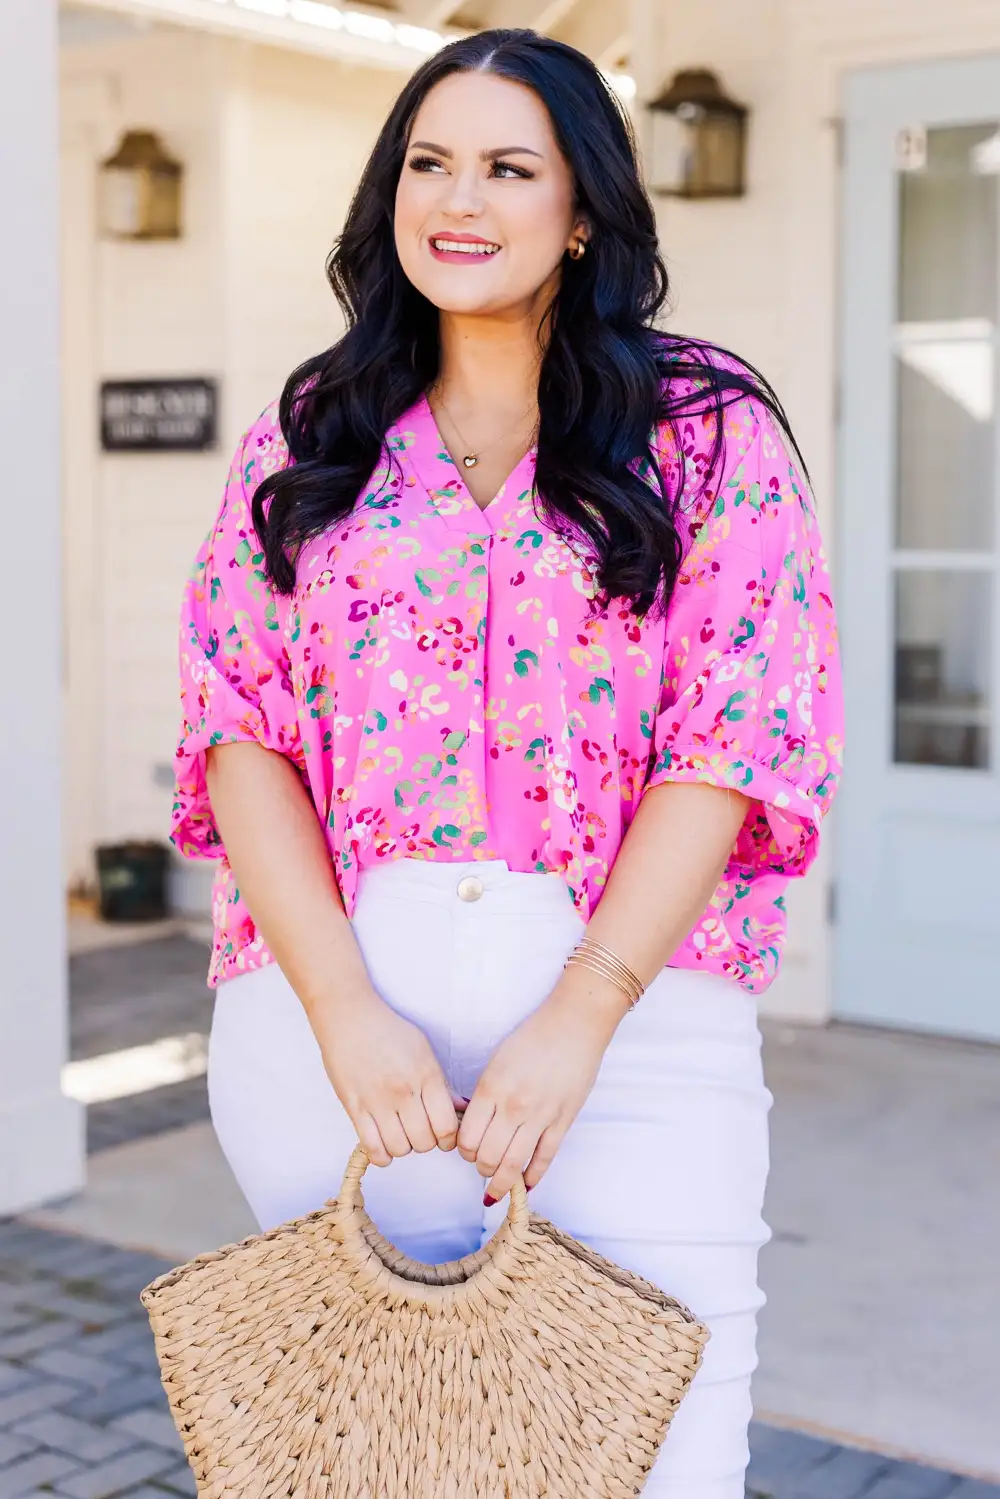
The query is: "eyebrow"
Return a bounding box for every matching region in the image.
[408,140,544,161]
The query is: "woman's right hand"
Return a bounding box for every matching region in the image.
[312,989,460,1166]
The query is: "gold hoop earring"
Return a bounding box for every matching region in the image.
[569,239,587,261]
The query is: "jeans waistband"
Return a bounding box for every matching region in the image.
[354,857,578,914]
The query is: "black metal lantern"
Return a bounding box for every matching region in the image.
[648,69,748,199]
[99,130,184,240]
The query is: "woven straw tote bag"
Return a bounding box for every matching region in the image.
[141,1144,709,1499]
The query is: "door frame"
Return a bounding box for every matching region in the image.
[834,54,1000,1039]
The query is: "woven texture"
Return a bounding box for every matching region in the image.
[141,1146,710,1498]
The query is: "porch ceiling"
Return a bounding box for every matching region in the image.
[60,0,629,71]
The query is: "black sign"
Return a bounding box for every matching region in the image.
[100,378,218,452]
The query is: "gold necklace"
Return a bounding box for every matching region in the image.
[431,389,538,470]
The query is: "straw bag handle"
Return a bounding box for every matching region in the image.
[331,1142,531,1305]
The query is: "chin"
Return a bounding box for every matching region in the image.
[436,296,512,316]
[420,286,515,317]
[409,260,527,315]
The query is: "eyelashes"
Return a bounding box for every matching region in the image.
[406,155,534,181]
[492,162,534,180]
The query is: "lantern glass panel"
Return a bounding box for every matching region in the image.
[651,108,695,195]
[694,113,744,197]
[100,167,143,239]
[147,170,182,239]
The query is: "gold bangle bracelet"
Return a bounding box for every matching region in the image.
[564,938,645,1010]
[565,952,643,1008]
[577,938,641,981]
[569,951,641,995]
[575,938,645,995]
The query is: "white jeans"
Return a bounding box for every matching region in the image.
[209,859,771,1499]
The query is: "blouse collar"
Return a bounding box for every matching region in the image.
[388,393,537,535]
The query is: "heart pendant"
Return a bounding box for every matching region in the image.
[463,454,479,469]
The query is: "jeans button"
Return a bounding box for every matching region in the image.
[456,875,484,902]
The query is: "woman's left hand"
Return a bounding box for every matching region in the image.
[458,972,632,1203]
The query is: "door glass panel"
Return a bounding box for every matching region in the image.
[894,124,997,550]
[893,571,991,769]
[898,125,997,323]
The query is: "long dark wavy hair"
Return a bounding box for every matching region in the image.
[253,28,800,616]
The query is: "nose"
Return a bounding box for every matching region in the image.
[440,164,484,220]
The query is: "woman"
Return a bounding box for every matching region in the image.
[173,28,842,1498]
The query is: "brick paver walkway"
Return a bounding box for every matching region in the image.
[0,1221,182,1499]
[0,1218,996,1499]
[746,1423,998,1499]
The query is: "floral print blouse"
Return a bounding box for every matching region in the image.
[173,387,843,993]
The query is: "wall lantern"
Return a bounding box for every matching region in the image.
[647,70,748,199]
[99,131,184,241]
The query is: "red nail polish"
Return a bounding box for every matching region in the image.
[525,1184,534,1193]
[483,1193,497,1208]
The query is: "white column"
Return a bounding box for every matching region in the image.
[0,0,86,1213]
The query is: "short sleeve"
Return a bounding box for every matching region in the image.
[171,407,302,859]
[647,396,844,877]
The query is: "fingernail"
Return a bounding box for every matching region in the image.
[525,1184,534,1193]
[483,1193,497,1207]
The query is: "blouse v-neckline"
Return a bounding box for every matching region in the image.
[394,394,538,533]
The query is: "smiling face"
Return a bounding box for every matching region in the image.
[394,70,587,319]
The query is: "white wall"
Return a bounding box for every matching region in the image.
[640,0,1000,1019]
[60,30,398,889]
[221,44,400,434]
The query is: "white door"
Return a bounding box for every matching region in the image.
[837,58,1000,1041]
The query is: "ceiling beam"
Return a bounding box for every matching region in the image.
[469,0,578,34]
[551,0,626,66]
